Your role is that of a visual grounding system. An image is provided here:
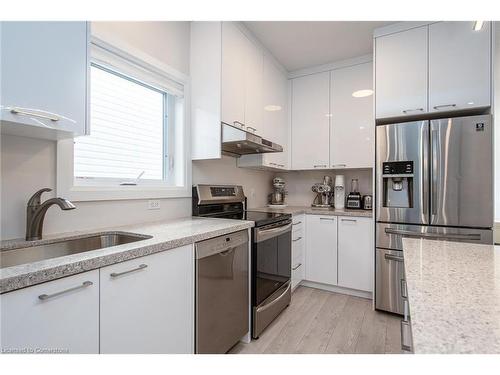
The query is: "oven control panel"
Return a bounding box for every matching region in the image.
[210,186,237,197]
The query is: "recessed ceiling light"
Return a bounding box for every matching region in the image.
[264,105,282,112]
[352,89,374,98]
[473,21,484,31]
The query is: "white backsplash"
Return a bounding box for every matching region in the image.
[274,169,373,207]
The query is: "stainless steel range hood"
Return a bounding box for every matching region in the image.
[221,123,283,156]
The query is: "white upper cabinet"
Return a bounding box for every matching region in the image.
[0,22,88,139]
[1,270,99,354]
[221,22,247,127]
[375,26,428,119]
[100,246,194,354]
[330,62,374,169]
[243,35,264,134]
[291,72,330,170]
[429,21,491,112]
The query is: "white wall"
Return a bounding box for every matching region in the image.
[192,157,274,208]
[275,169,373,206]
[1,22,192,240]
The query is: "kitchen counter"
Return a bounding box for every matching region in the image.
[402,238,500,354]
[252,205,373,218]
[0,217,254,294]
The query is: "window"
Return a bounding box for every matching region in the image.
[57,37,190,201]
[74,65,169,184]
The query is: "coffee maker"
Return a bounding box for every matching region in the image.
[311,176,334,208]
[268,177,288,206]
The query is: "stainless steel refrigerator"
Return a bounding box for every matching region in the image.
[375,114,493,315]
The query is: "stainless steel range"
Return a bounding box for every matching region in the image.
[193,184,292,341]
[375,115,493,315]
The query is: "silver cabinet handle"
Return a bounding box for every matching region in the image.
[293,236,302,242]
[292,263,302,270]
[433,104,456,110]
[110,264,148,278]
[277,164,285,168]
[38,281,93,301]
[233,121,245,129]
[402,108,424,114]
[313,165,327,168]
[319,217,335,221]
[292,221,302,226]
[384,228,481,241]
[400,320,412,352]
[246,126,257,133]
[10,107,61,122]
[332,164,346,168]
[384,253,404,262]
[401,279,408,299]
[341,218,357,223]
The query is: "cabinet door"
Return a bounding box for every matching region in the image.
[1,270,99,353]
[305,215,337,285]
[429,21,491,112]
[221,22,246,126]
[0,22,88,136]
[375,26,428,119]
[338,217,373,292]
[262,55,288,168]
[100,246,194,354]
[291,72,330,170]
[243,35,264,134]
[331,62,374,169]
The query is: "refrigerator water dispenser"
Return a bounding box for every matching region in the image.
[382,161,414,208]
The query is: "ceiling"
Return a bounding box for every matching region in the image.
[244,21,394,71]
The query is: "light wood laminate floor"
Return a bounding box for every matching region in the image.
[229,286,402,354]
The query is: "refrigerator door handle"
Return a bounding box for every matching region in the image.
[422,122,429,217]
[430,129,439,217]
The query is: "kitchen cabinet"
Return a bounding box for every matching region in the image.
[100,245,194,354]
[1,270,99,354]
[337,217,373,292]
[237,54,289,170]
[305,215,337,285]
[375,26,428,119]
[330,62,374,169]
[291,72,331,170]
[291,214,305,289]
[221,22,247,128]
[0,21,89,139]
[429,21,491,113]
[192,22,271,160]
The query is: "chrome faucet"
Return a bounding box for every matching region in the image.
[26,188,76,241]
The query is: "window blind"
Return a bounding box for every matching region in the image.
[74,65,166,181]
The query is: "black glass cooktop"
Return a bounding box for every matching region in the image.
[244,211,291,227]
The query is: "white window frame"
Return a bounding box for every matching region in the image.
[57,35,191,201]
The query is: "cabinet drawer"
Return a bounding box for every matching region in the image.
[0,270,99,353]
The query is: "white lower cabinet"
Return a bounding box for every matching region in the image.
[337,217,373,292]
[0,270,99,354]
[305,215,338,285]
[100,245,194,354]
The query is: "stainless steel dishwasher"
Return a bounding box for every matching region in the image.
[195,229,249,354]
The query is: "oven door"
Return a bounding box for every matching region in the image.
[252,220,292,307]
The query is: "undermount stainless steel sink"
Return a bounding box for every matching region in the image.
[0,232,153,269]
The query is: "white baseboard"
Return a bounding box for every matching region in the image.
[300,280,373,300]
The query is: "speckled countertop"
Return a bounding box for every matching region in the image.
[252,205,373,218]
[402,238,500,354]
[0,217,253,294]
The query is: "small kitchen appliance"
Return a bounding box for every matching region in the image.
[362,195,373,210]
[268,177,287,207]
[346,179,362,209]
[311,176,333,208]
[334,175,345,209]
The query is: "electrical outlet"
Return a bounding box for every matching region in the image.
[147,200,161,210]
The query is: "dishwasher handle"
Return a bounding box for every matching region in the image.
[196,229,249,260]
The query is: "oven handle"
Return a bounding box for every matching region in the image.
[255,282,291,313]
[255,222,292,243]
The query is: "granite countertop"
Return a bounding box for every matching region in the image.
[402,238,500,354]
[252,205,373,218]
[0,217,254,294]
